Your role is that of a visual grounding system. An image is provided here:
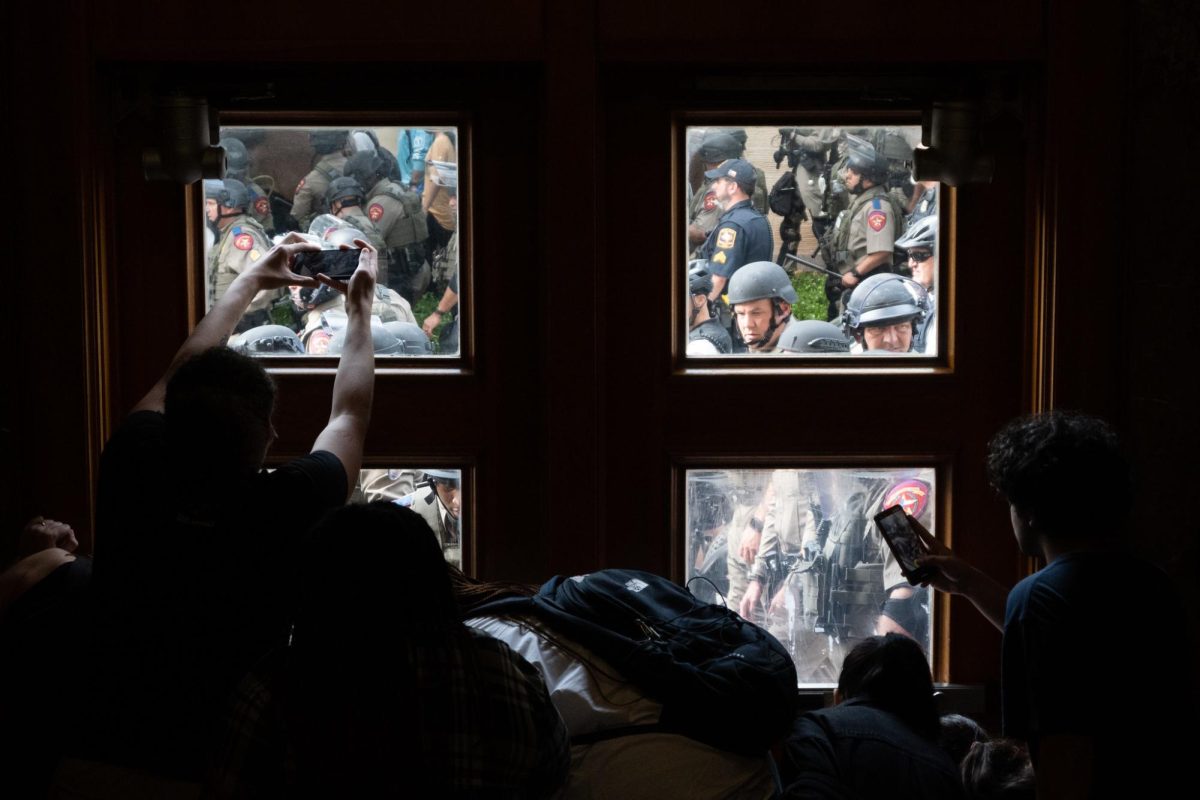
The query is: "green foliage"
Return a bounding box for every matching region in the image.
[791,272,830,322]
[412,289,447,340]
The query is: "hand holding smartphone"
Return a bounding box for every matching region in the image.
[873,505,936,584]
[293,248,364,282]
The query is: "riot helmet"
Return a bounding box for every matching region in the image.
[233,325,305,355]
[717,127,749,155]
[422,468,460,485]
[698,133,742,164]
[344,151,387,193]
[347,129,380,155]
[688,260,714,296]
[309,129,349,155]
[219,136,250,177]
[894,214,937,254]
[844,134,890,185]
[875,129,914,163]
[841,273,930,346]
[777,319,853,354]
[325,177,366,210]
[726,261,798,306]
[204,178,250,213]
[329,320,405,356]
[383,321,434,355]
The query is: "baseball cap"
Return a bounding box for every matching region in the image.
[704,158,756,191]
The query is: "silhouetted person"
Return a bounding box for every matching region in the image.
[961,738,1035,800]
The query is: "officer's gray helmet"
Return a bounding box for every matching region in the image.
[876,129,914,163]
[206,178,250,211]
[777,319,853,353]
[329,320,404,356]
[894,215,937,253]
[841,273,930,334]
[429,160,457,189]
[845,137,890,183]
[344,151,386,190]
[233,325,305,355]
[309,129,349,154]
[726,261,798,306]
[698,133,742,163]
[382,321,434,355]
[326,226,367,248]
[325,177,366,208]
[421,469,460,485]
[688,260,713,295]
[718,128,749,151]
[218,137,250,174]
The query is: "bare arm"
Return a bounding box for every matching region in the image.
[912,517,1010,632]
[708,274,728,303]
[311,241,378,498]
[132,235,319,414]
[422,284,459,337]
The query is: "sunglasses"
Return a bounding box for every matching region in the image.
[907,250,933,263]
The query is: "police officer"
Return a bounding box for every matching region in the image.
[687,471,734,605]
[874,128,918,217]
[344,150,430,302]
[726,261,796,353]
[841,272,931,354]
[686,262,733,355]
[687,133,743,251]
[396,469,463,567]
[204,178,274,329]
[776,319,852,354]
[894,215,937,353]
[291,130,349,230]
[220,136,274,234]
[829,138,907,313]
[718,128,769,216]
[326,177,391,287]
[698,159,773,310]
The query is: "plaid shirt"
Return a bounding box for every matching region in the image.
[207,628,569,798]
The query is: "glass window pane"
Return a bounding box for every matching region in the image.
[684,126,938,358]
[356,467,464,568]
[686,467,935,686]
[206,126,460,356]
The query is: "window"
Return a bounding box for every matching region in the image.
[683,125,939,359]
[686,467,935,685]
[204,125,462,356]
[357,466,466,569]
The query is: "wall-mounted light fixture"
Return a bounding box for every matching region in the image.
[142,93,225,184]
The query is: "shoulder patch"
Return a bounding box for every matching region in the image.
[872,198,882,210]
[254,196,270,216]
[712,250,727,265]
[703,192,716,211]
[867,210,887,232]
[234,233,254,251]
[248,249,261,261]
[883,478,931,520]
[716,227,737,249]
[368,203,385,222]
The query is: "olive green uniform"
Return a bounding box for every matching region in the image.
[208,214,271,308]
[364,178,430,297]
[299,285,416,353]
[832,184,905,275]
[244,177,274,233]
[291,152,347,231]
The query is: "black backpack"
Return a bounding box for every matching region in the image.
[769,171,802,217]
[475,568,798,755]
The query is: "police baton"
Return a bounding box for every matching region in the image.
[784,252,843,280]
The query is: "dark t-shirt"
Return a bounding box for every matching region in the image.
[1003,550,1192,795]
[782,698,965,800]
[85,410,347,779]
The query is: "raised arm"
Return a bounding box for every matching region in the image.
[912,516,1010,632]
[132,234,319,413]
[311,241,378,497]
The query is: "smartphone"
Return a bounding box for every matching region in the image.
[294,248,363,281]
[873,505,935,584]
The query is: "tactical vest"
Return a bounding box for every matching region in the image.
[208,215,268,305]
[370,180,428,247]
[689,318,733,354]
[833,185,905,269]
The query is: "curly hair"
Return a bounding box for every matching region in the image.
[985,411,1130,537]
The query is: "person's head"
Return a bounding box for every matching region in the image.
[203,178,249,226]
[939,713,990,766]
[294,501,460,652]
[325,176,366,215]
[309,128,349,156]
[841,273,930,352]
[423,469,461,519]
[843,134,890,192]
[704,158,755,208]
[895,215,937,291]
[164,347,276,480]
[344,150,388,193]
[727,261,796,351]
[687,261,714,324]
[218,136,250,180]
[776,319,852,354]
[961,739,1035,800]
[698,133,741,168]
[836,633,939,740]
[986,412,1130,550]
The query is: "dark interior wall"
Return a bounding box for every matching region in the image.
[7,0,1197,690]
